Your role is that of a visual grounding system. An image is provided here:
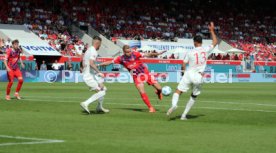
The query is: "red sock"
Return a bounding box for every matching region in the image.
[6,81,13,95]
[16,79,23,93]
[140,93,152,108]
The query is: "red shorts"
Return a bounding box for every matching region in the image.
[133,72,157,86]
[7,68,23,81]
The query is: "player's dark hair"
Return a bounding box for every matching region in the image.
[93,36,102,41]
[193,35,202,44]
[12,39,19,44]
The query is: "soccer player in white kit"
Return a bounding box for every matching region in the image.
[80,36,109,114]
[167,22,218,120]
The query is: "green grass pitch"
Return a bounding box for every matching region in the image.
[0,82,276,153]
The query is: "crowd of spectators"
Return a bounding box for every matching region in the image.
[230,42,276,61]
[0,0,88,57]
[59,0,276,61]
[56,0,275,43]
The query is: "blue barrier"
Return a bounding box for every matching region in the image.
[0,70,276,83]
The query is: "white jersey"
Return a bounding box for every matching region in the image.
[82,46,98,75]
[184,45,214,73]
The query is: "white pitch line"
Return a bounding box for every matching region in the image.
[200,100,276,107]
[0,135,64,147]
[106,103,276,113]
[12,98,276,113]
[23,95,276,107]
[195,106,276,113]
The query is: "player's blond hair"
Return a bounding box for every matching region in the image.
[123,45,130,51]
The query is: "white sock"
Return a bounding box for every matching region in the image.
[171,93,180,108]
[97,96,104,108]
[97,86,107,108]
[182,96,196,118]
[83,90,106,106]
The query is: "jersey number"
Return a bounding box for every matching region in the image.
[194,52,207,64]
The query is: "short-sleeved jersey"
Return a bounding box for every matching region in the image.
[184,45,214,73]
[113,52,147,75]
[5,48,21,70]
[82,46,98,75]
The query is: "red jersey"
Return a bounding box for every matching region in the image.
[5,48,21,70]
[113,52,148,75]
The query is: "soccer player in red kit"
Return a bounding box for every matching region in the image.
[4,39,25,100]
[98,45,166,113]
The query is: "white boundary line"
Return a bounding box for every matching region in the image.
[23,95,276,107]
[0,135,64,147]
[15,97,276,113]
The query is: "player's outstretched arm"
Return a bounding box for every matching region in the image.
[98,60,113,67]
[209,22,218,46]
[144,51,167,58]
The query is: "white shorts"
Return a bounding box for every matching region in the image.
[83,73,104,91]
[177,70,203,96]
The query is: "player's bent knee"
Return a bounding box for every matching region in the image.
[139,88,146,94]
[99,90,106,97]
[136,84,145,93]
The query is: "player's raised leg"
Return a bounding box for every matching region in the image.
[167,89,182,116]
[146,72,163,100]
[152,82,163,100]
[136,83,155,113]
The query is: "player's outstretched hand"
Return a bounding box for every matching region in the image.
[208,22,215,32]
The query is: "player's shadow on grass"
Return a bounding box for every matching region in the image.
[169,114,205,121]
[10,97,21,100]
[118,108,160,112]
[80,110,105,115]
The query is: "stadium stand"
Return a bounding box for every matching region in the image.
[0,0,275,61]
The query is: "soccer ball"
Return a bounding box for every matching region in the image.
[162,86,172,96]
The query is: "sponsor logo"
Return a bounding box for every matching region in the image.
[166,64,180,72]
[22,46,56,52]
[232,74,251,78]
[262,74,276,78]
